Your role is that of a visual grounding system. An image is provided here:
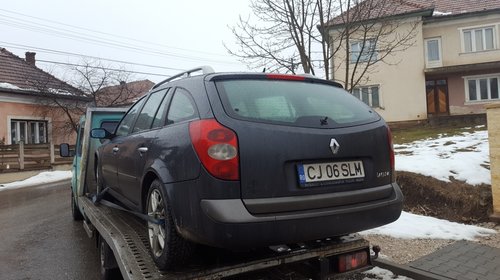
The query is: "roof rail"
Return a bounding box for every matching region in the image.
[152,66,215,89]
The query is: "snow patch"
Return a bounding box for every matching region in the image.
[433,10,452,16]
[361,211,496,240]
[0,82,22,90]
[363,266,413,280]
[48,88,74,95]
[395,130,490,185]
[0,171,72,191]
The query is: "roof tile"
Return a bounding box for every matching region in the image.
[0,48,83,96]
[328,0,500,26]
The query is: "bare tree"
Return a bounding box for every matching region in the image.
[228,0,421,90]
[227,0,334,77]
[26,59,142,134]
[72,59,142,107]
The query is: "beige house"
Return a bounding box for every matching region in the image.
[325,0,500,123]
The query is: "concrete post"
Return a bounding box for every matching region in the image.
[50,142,55,164]
[486,104,500,221]
[19,141,25,170]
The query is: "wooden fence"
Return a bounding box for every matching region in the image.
[0,142,73,173]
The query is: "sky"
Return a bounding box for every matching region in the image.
[0,0,253,83]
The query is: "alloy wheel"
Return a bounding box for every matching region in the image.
[147,189,166,257]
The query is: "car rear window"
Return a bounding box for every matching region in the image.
[215,79,379,128]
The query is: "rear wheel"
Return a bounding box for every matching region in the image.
[71,190,83,221]
[99,235,120,280]
[146,179,193,270]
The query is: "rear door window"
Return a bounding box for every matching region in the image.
[132,89,168,133]
[215,79,379,128]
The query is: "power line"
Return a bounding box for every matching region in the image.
[0,42,186,72]
[0,9,239,64]
[0,8,231,58]
[0,17,237,64]
[37,59,170,77]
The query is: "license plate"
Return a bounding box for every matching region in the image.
[297,160,365,186]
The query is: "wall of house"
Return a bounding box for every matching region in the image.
[423,13,500,67]
[330,17,427,123]
[0,100,77,145]
[446,74,485,115]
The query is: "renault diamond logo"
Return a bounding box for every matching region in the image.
[330,138,340,155]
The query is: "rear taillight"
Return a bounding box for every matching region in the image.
[189,119,239,180]
[337,250,369,273]
[387,126,395,181]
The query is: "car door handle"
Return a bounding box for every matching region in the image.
[112,147,120,153]
[138,147,148,153]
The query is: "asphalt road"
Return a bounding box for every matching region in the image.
[0,181,100,280]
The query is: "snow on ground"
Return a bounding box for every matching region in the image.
[0,170,72,191]
[361,211,496,240]
[363,266,412,280]
[395,129,490,185]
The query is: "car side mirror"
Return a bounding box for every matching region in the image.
[91,128,112,139]
[59,143,75,157]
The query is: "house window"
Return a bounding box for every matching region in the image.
[424,38,442,68]
[350,39,377,63]
[10,120,48,144]
[462,26,495,53]
[352,86,380,107]
[466,75,500,102]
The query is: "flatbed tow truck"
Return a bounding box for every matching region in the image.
[62,107,378,280]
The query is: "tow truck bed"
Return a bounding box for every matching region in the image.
[80,196,371,280]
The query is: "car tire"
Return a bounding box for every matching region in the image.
[95,160,104,195]
[146,179,194,270]
[71,190,84,221]
[99,235,119,280]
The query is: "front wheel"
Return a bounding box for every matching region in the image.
[146,179,193,270]
[95,160,104,195]
[71,190,83,221]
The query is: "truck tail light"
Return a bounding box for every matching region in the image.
[189,119,239,180]
[337,250,369,273]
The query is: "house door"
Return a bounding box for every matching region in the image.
[426,79,449,115]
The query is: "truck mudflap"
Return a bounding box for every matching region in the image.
[80,196,373,280]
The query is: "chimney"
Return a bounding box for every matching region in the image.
[25,52,36,66]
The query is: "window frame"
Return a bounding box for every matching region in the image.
[351,85,381,108]
[9,119,49,144]
[464,74,500,103]
[350,39,378,64]
[424,37,442,68]
[460,25,497,53]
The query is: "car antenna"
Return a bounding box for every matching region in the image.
[262,68,266,73]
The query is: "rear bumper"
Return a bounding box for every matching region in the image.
[173,182,403,248]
